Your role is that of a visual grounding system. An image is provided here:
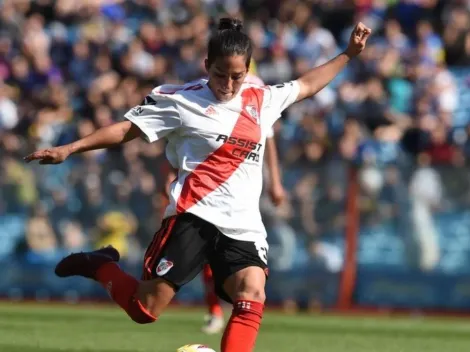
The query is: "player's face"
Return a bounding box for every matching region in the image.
[206,55,248,102]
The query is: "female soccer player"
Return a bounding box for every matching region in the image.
[25,18,371,352]
[160,66,285,335]
[159,69,285,334]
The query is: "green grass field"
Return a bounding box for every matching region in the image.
[1,303,470,352]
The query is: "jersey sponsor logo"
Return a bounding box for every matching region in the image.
[215,135,262,151]
[156,258,174,276]
[215,134,262,162]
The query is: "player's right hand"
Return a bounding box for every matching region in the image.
[24,145,71,165]
[345,22,372,58]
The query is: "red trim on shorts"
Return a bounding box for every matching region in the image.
[143,217,177,280]
[176,88,265,213]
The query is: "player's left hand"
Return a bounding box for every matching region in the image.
[24,145,71,165]
[345,22,372,58]
[269,183,286,207]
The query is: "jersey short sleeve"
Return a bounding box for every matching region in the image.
[124,94,181,143]
[262,80,300,127]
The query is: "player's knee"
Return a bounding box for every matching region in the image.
[235,286,266,304]
[225,266,267,304]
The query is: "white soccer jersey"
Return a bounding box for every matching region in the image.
[125,79,299,243]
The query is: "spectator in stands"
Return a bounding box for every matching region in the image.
[24,204,59,263]
[409,153,442,271]
[442,6,470,65]
[59,220,88,253]
[94,210,137,260]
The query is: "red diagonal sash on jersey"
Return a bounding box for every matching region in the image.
[176,88,264,213]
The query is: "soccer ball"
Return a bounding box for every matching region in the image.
[176,345,216,352]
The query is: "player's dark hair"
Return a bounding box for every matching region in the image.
[207,18,253,68]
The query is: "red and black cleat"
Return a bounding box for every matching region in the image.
[55,246,120,280]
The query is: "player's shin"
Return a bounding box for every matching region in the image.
[220,300,264,352]
[96,262,157,324]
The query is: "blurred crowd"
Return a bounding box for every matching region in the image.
[1,0,470,305]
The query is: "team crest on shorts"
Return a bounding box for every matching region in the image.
[156,258,174,276]
[246,105,260,124]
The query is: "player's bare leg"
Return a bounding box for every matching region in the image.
[220,266,266,352]
[202,264,224,334]
[55,246,175,323]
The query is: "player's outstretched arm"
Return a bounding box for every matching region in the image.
[24,121,141,164]
[296,22,371,102]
